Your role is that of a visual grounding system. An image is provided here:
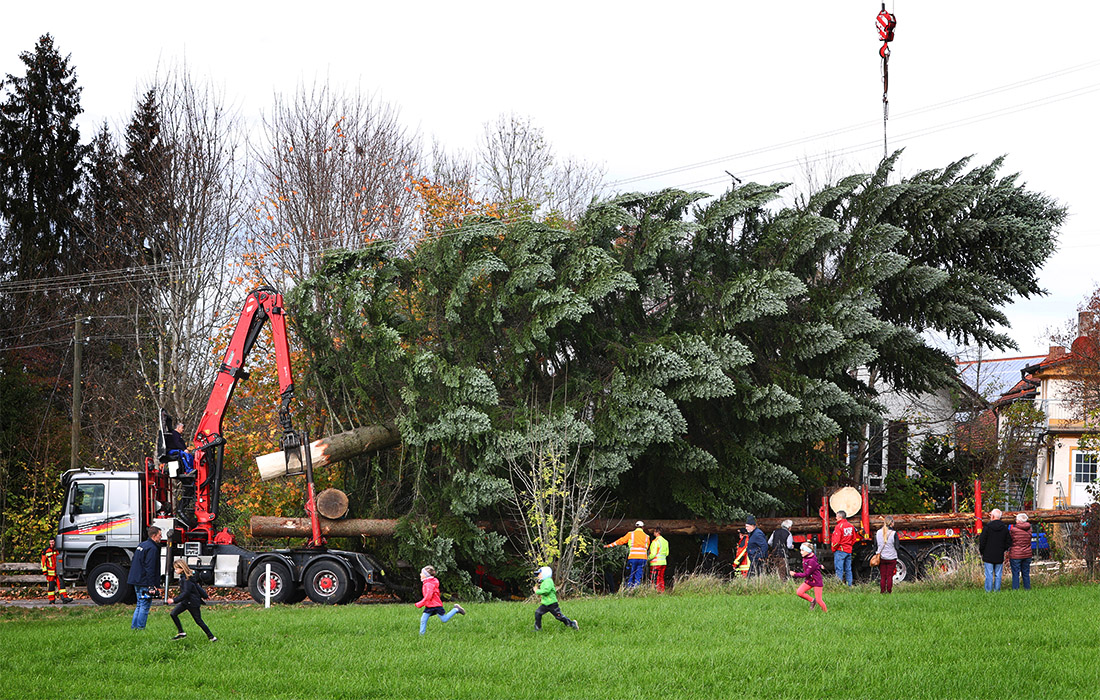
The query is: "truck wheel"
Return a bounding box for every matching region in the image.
[303,561,351,605]
[87,563,133,605]
[894,549,919,582]
[922,543,962,577]
[340,574,366,604]
[248,561,297,604]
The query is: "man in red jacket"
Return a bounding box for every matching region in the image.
[831,511,857,587]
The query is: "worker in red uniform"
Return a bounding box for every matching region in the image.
[41,542,73,604]
[831,510,857,587]
[605,521,650,588]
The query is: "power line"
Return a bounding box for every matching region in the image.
[2,59,1096,301]
[609,60,1100,188]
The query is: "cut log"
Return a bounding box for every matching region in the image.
[249,509,1085,539]
[251,516,401,538]
[316,488,349,520]
[255,424,399,481]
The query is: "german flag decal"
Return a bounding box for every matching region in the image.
[60,517,132,535]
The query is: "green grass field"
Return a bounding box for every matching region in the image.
[3,581,1098,699]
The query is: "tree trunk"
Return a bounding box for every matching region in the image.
[249,509,1083,539]
[250,516,402,538]
[255,424,399,481]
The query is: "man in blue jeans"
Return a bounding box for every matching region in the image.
[978,509,1011,592]
[127,526,162,629]
[831,511,856,586]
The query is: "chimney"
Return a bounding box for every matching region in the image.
[1049,346,1067,360]
[1080,311,1097,339]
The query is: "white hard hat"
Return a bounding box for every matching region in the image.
[636,521,644,528]
[537,566,553,580]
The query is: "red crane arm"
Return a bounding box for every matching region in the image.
[190,287,296,540]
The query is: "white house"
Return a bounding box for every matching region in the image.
[993,312,1100,509]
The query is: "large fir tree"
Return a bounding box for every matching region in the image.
[0,34,85,280]
[287,155,1063,581]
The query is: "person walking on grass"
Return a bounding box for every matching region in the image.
[875,516,900,594]
[831,511,856,587]
[1007,512,1033,591]
[978,509,1011,592]
[648,527,670,592]
[170,560,216,642]
[791,543,827,612]
[127,526,162,630]
[605,521,650,588]
[414,566,465,635]
[534,566,579,631]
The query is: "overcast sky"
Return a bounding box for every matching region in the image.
[5,1,1098,358]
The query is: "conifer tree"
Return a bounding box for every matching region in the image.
[0,34,85,280]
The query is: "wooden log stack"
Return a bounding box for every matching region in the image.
[250,509,1084,539]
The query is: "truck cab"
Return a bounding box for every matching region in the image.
[56,469,146,604]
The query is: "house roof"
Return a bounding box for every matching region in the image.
[956,354,1045,402]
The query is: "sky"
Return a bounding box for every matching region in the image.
[4,1,1098,358]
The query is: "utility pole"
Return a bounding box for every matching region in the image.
[71,316,84,470]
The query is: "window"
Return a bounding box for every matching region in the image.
[1074,452,1098,485]
[888,420,909,473]
[71,483,105,516]
[1046,448,1055,484]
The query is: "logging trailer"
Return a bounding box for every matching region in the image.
[53,287,382,605]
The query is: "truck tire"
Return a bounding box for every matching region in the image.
[303,560,351,605]
[922,543,963,577]
[341,574,366,604]
[893,548,919,582]
[248,561,297,604]
[88,563,133,605]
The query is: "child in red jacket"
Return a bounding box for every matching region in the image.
[792,543,828,612]
[415,566,466,635]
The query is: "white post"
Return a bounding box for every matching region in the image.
[265,563,272,608]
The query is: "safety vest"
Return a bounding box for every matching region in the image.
[648,536,669,566]
[732,534,750,578]
[41,548,58,576]
[611,528,651,559]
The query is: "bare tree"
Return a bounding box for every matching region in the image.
[477,113,604,224]
[503,406,603,594]
[121,67,247,429]
[248,83,422,283]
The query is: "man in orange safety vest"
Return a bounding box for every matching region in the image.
[41,542,73,604]
[605,521,650,589]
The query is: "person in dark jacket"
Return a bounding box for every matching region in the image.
[128,527,162,629]
[767,519,794,579]
[791,543,827,611]
[745,516,769,576]
[1007,512,1033,591]
[978,509,1011,592]
[170,560,216,641]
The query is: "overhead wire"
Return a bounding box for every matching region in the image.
[1,59,1098,308]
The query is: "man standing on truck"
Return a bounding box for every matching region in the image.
[978,509,1011,592]
[127,527,162,630]
[831,511,857,587]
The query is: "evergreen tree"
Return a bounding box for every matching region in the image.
[79,122,131,275]
[286,155,1063,582]
[0,34,85,280]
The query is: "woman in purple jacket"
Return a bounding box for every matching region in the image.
[792,542,827,612]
